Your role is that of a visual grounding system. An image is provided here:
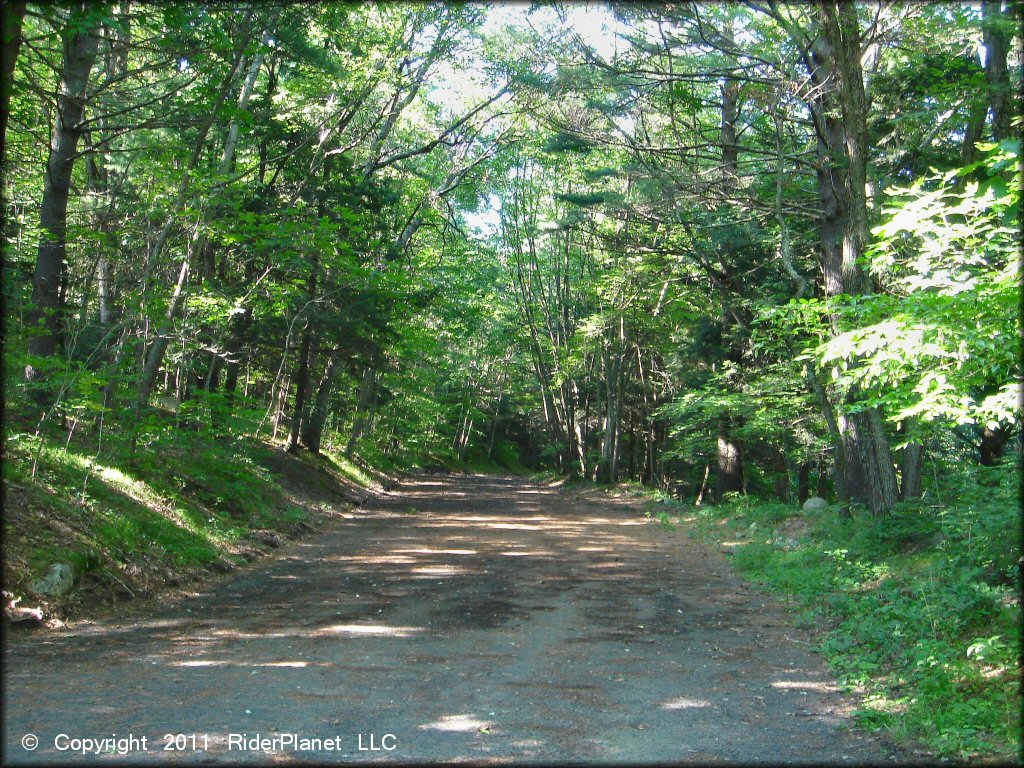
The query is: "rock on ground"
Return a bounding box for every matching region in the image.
[29,563,74,596]
[802,496,830,514]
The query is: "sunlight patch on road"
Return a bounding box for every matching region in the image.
[404,492,467,498]
[588,518,647,526]
[203,623,426,640]
[662,696,712,710]
[394,548,478,555]
[327,554,418,564]
[71,617,188,637]
[410,565,472,577]
[498,550,553,557]
[171,660,314,668]
[418,714,492,732]
[771,680,839,692]
[314,623,425,637]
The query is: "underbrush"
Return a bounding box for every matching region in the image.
[674,461,1021,761]
[2,423,333,618]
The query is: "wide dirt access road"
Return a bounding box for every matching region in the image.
[4,475,896,764]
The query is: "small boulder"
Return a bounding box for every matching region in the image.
[771,536,800,551]
[30,563,75,597]
[802,496,829,514]
[248,529,283,548]
[210,558,236,574]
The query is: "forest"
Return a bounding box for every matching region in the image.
[1,1,1021,763]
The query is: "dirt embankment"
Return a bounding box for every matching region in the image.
[3,445,388,628]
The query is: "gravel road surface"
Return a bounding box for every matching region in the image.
[3,474,897,764]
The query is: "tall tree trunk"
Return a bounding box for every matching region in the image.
[345,367,377,457]
[0,0,26,186]
[597,339,624,484]
[458,416,473,462]
[285,325,316,452]
[772,447,791,502]
[712,29,746,499]
[900,440,923,500]
[286,157,332,453]
[979,424,1011,466]
[960,98,988,165]
[982,0,1015,141]
[272,374,289,442]
[24,4,100,400]
[719,19,739,197]
[715,416,743,501]
[486,398,502,460]
[302,344,342,454]
[797,462,811,504]
[808,4,899,515]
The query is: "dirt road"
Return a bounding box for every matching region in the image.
[3,475,896,763]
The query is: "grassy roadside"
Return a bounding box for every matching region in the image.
[625,462,1021,762]
[2,424,386,625]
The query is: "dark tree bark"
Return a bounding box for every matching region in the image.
[979,425,1011,466]
[302,344,342,454]
[772,447,791,502]
[719,25,739,197]
[25,4,101,400]
[816,458,829,498]
[345,367,377,457]
[803,3,899,515]
[286,158,330,453]
[0,0,25,183]
[900,440,923,500]
[711,27,746,500]
[285,322,315,453]
[982,0,1015,141]
[960,99,987,165]
[797,461,811,504]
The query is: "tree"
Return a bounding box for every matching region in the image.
[24,3,102,402]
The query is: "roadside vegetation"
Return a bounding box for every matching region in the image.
[624,455,1021,761]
